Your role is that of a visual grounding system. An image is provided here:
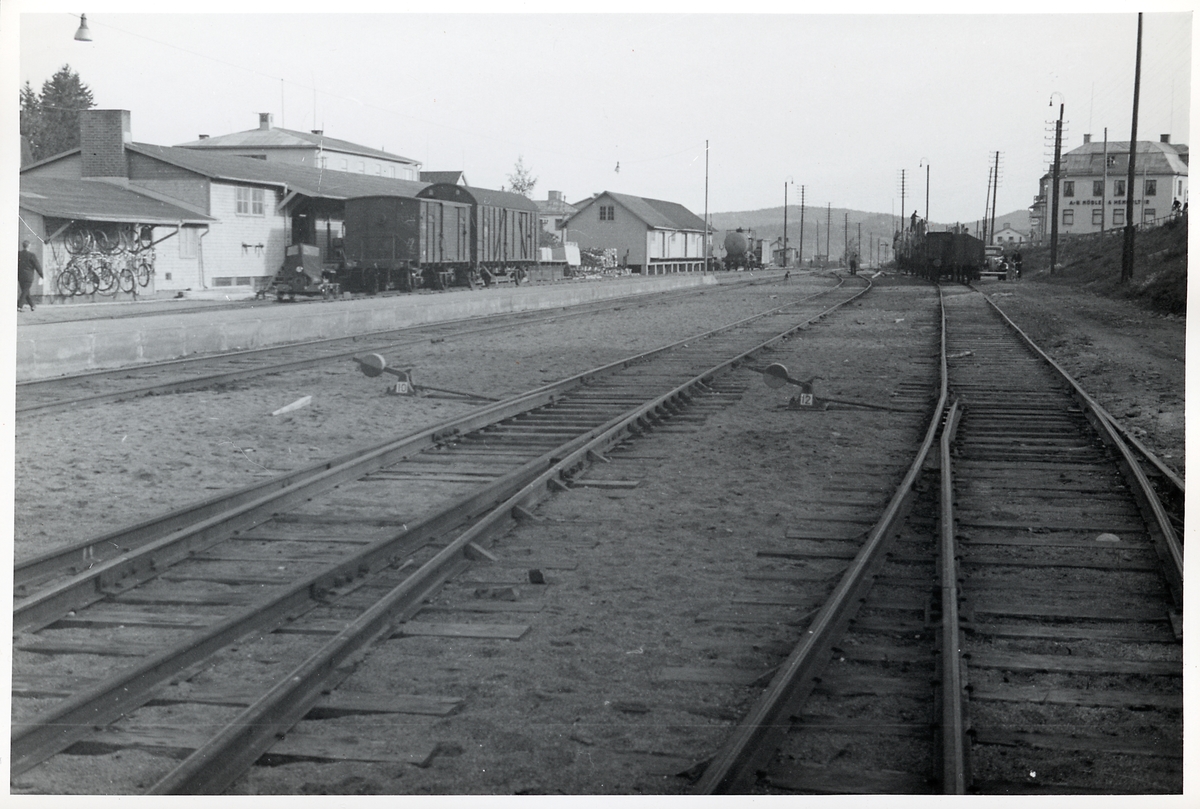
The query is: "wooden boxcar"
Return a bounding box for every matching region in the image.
[416,183,540,275]
[341,195,472,292]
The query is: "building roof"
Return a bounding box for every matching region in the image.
[19,176,214,224]
[420,170,468,185]
[175,126,418,165]
[127,143,430,200]
[1061,140,1189,176]
[536,196,578,216]
[569,191,706,232]
[416,183,541,212]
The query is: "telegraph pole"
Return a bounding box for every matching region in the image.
[1122,13,1143,282]
[844,212,849,265]
[783,182,788,269]
[826,203,831,267]
[989,151,1001,248]
[798,186,806,269]
[1050,103,1064,273]
[704,139,710,272]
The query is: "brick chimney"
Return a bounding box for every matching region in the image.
[549,190,563,202]
[80,109,131,180]
[1083,133,1091,144]
[1161,134,1171,143]
[259,113,273,130]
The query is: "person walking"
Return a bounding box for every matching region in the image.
[17,240,42,312]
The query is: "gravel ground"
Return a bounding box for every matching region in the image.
[10,270,1185,795]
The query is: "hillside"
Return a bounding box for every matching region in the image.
[710,206,1030,262]
[1020,216,1187,315]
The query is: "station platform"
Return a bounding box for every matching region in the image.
[13,273,725,382]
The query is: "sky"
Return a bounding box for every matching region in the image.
[6,3,1196,226]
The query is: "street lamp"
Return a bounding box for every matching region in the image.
[74,13,92,42]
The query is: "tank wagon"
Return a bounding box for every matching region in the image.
[722,228,762,271]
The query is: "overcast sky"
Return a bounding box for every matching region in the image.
[9,3,1195,226]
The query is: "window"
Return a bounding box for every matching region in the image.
[599,205,615,221]
[1113,208,1125,225]
[1063,181,1074,197]
[236,187,265,216]
[357,161,366,173]
[1093,180,1104,196]
[1144,179,1157,196]
[1114,179,1126,197]
[1092,208,1104,225]
[213,277,233,286]
[1063,209,1074,225]
[179,227,197,259]
[374,164,382,175]
[340,158,349,171]
[1107,155,1118,168]
[318,156,327,170]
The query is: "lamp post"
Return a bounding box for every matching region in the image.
[919,158,930,226]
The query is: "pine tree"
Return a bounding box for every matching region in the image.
[507,156,538,198]
[22,65,95,162]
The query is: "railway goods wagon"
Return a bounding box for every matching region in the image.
[417,183,540,279]
[722,228,762,270]
[895,230,983,282]
[340,195,472,293]
[924,231,983,282]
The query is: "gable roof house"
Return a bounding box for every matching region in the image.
[176,113,422,181]
[561,191,707,275]
[21,109,431,296]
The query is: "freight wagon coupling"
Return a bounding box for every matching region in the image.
[755,362,912,413]
[352,354,498,401]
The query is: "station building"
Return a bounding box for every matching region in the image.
[19,109,430,301]
[561,191,706,275]
[175,113,422,181]
[1030,134,1188,240]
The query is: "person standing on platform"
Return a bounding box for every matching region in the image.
[18,240,42,312]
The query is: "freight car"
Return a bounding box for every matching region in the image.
[722,228,762,271]
[416,183,541,279]
[895,229,983,283]
[274,182,542,298]
[339,193,473,293]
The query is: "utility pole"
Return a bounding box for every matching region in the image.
[858,222,862,264]
[704,140,709,272]
[1050,102,1064,273]
[798,185,806,269]
[900,170,906,232]
[1102,128,1108,232]
[783,182,788,269]
[920,159,930,226]
[1122,13,1143,282]
[844,212,849,265]
[983,166,993,240]
[989,151,1000,248]
[826,203,831,267]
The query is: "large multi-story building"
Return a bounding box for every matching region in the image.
[1030,134,1188,241]
[176,113,422,181]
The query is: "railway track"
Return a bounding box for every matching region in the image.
[11,273,870,794]
[15,277,770,416]
[693,284,1183,795]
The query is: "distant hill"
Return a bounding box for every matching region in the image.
[709,206,1031,261]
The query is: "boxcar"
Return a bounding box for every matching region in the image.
[341,195,472,292]
[925,231,984,282]
[416,183,540,276]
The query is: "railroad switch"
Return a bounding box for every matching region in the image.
[754,362,908,412]
[352,353,498,401]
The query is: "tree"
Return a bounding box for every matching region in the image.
[21,65,95,163]
[507,156,538,198]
